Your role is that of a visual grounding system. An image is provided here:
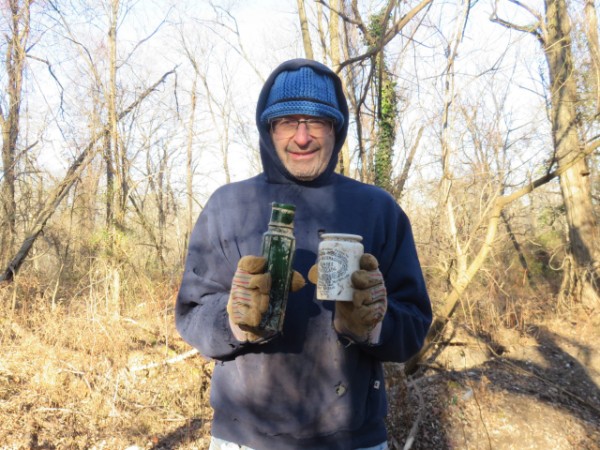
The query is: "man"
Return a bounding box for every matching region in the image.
[176,58,432,450]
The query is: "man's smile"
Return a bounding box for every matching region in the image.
[287,148,319,160]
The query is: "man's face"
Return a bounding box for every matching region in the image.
[270,115,336,181]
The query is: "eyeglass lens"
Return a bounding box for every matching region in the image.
[272,119,332,137]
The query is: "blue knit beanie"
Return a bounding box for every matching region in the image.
[260,66,345,131]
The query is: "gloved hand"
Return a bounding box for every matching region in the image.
[309,253,387,343]
[227,255,306,342]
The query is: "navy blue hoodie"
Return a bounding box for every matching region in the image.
[175,58,432,450]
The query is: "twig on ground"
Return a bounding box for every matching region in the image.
[403,376,424,450]
[35,407,85,415]
[467,379,493,450]
[127,349,199,373]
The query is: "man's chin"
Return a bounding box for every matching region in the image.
[288,169,320,182]
[292,173,317,181]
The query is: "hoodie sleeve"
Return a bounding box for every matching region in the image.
[175,192,250,360]
[358,202,432,362]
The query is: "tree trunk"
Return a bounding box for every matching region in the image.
[544,0,600,308]
[394,126,423,199]
[185,74,198,252]
[1,0,30,265]
[583,0,600,115]
[328,0,351,176]
[104,133,115,227]
[297,0,314,60]
[107,0,122,319]
[108,0,124,232]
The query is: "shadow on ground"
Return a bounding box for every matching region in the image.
[389,322,600,449]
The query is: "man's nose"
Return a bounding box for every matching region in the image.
[293,122,312,145]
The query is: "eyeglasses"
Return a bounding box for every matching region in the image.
[271,118,334,138]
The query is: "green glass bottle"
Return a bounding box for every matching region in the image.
[260,202,296,333]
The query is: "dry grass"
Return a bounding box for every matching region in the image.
[0,267,213,449]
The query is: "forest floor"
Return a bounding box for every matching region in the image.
[388,309,600,449]
[0,293,599,449]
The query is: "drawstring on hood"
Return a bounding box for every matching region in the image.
[256,59,349,186]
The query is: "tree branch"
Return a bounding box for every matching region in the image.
[490,0,544,43]
[337,0,434,71]
[315,0,365,28]
[27,53,66,114]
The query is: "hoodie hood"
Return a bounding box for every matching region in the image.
[256,59,349,186]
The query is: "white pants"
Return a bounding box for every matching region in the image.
[209,436,389,450]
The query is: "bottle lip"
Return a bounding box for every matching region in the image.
[272,202,296,212]
[320,233,363,241]
[270,202,295,227]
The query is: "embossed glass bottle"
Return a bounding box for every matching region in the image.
[260,202,296,333]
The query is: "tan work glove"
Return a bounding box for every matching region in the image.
[309,253,387,343]
[227,255,306,342]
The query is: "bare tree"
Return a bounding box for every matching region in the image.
[406,109,600,373]
[317,0,434,183]
[438,0,472,290]
[106,0,124,233]
[0,69,176,284]
[492,0,600,308]
[0,0,31,265]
